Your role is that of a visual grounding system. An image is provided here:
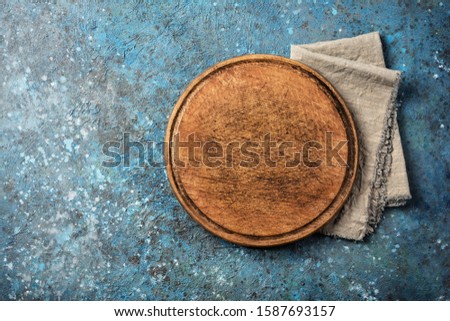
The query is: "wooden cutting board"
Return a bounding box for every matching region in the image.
[165,55,358,247]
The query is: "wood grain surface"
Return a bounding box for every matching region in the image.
[165,55,358,247]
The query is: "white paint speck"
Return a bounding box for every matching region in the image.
[67,191,77,201]
[80,128,89,139]
[434,52,450,72]
[63,138,73,152]
[287,27,294,35]
[37,147,48,166]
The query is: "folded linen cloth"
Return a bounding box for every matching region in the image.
[291,32,411,240]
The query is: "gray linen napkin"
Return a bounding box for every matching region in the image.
[291,32,411,240]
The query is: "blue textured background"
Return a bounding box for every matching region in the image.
[0,0,448,300]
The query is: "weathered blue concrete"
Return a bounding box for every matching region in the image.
[0,0,448,300]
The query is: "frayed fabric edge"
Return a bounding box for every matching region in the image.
[386,195,411,207]
[363,72,402,238]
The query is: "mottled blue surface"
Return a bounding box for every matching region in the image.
[0,0,448,300]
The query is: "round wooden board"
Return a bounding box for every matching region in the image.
[165,54,358,247]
